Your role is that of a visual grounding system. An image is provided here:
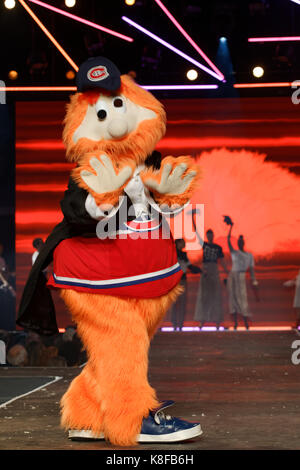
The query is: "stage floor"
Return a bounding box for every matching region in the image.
[0,331,299,450]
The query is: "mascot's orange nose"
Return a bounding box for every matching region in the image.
[107,119,128,138]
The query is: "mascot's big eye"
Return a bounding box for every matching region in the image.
[113,98,123,108]
[97,109,107,121]
[95,98,108,121]
[112,96,126,113]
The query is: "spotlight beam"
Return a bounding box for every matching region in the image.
[18,0,79,71]
[122,16,223,81]
[249,36,300,42]
[153,0,224,80]
[28,0,134,42]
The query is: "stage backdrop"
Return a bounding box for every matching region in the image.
[15,96,300,330]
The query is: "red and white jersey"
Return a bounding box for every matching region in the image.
[48,166,183,297]
[47,224,182,297]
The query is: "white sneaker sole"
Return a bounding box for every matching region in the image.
[138,424,203,443]
[68,424,203,443]
[68,429,105,440]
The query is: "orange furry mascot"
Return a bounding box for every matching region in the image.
[18,57,201,446]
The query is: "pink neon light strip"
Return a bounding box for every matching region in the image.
[249,36,300,42]
[144,85,218,90]
[28,0,134,42]
[122,16,223,81]
[161,326,293,332]
[154,0,224,80]
[161,327,226,332]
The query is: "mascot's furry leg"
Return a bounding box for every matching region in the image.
[60,284,182,446]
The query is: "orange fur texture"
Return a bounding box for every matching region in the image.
[63,75,166,166]
[58,75,199,447]
[141,156,201,207]
[60,285,182,446]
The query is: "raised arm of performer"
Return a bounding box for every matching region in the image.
[227,222,234,253]
[191,209,204,246]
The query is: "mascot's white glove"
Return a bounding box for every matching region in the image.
[80,154,133,195]
[144,161,197,195]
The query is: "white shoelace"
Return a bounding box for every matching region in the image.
[155,410,172,425]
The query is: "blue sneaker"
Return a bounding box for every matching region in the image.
[68,401,202,443]
[138,401,202,443]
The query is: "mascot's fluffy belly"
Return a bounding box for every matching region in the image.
[48,221,182,297]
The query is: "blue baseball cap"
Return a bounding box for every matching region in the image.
[76,56,121,92]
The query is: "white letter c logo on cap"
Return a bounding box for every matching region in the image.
[87,66,109,82]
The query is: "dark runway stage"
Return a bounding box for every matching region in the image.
[0,376,61,407]
[1,331,299,450]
